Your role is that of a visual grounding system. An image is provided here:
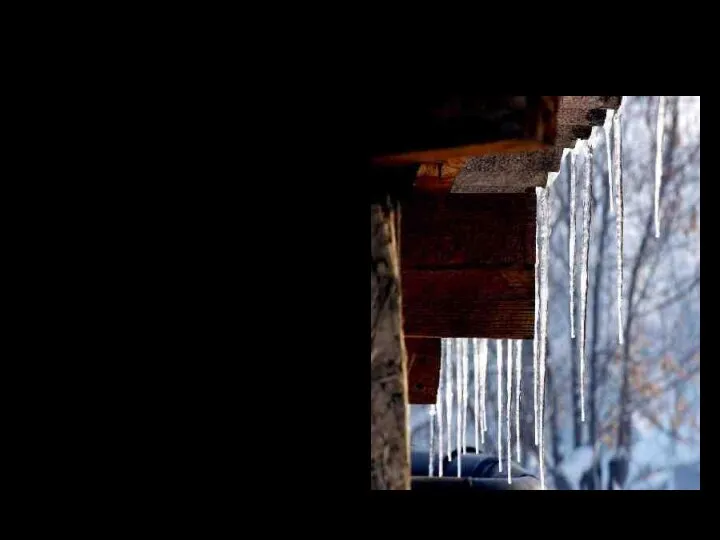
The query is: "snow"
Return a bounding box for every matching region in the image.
[558,445,595,488]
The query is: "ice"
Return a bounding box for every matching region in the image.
[569,141,580,340]
[538,186,551,490]
[456,339,462,475]
[473,338,480,452]
[533,188,541,447]
[429,404,436,477]
[614,109,624,345]
[497,339,503,472]
[655,96,666,238]
[444,338,453,460]
[515,340,522,462]
[547,171,559,187]
[437,341,445,477]
[604,109,615,212]
[462,338,469,453]
[507,339,512,484]
[579,140,593,423]
[480,338,488,444]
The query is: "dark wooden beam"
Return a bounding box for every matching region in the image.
[402,192,536,269]
[406,338,440,404]
[401,192,536,339]
[370,96,558,166]
[402,268,534,339]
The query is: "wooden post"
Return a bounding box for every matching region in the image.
[371,194,410,490]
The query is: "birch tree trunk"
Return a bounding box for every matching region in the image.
[371,195,410,490]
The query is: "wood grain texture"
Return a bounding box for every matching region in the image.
[402,192,535,269]
[402,269,535,339]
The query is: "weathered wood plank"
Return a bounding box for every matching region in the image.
[402,269,535,339]
[402,193,535,269]
[371,198,410,490]
[406,338,440,404]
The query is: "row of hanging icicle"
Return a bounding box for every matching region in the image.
[428,338,525,485]
[427,97,668,490]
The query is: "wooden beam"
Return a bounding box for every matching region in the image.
[406,338,440,405]
[370,96,558,166]
[402,268,534,339]
[402,192,536,269]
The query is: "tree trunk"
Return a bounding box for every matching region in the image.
[371,196,410,490]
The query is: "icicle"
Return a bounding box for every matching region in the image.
[604,109,615,213]
[655,96,666,238]
[462,338,469,453]
[437,363,444,477]
[480,338,488,444]
[579,141,593,423]
[569,143,579,340]
[458,338,463,454]
[506,339,512,484]
[456,339,462,475]
[429,404,436,477]
[496,339,503,472]
[473,338,480,453]
[537,186,551,490]
[515,340,522,462]
[533,187,542,447]
[614,109,624,345]
[444,338,453,460]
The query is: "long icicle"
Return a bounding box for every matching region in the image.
[445,338,453,460]
[569,145,578,339]
[538,185,551,490]
[480,338,488,443]
[497,339,503,472]
[474,338,480,452]
[462,338,469,453]
[533,191,540,447]
[437,355,444,477]
[655,96,666,238]
[614,108,624,345]
[429,404,436,477]
[515,340,522,462]
[604,109,615,213]
[579,140,593,423]
[456,339,462,476]
[507,339,512,484]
